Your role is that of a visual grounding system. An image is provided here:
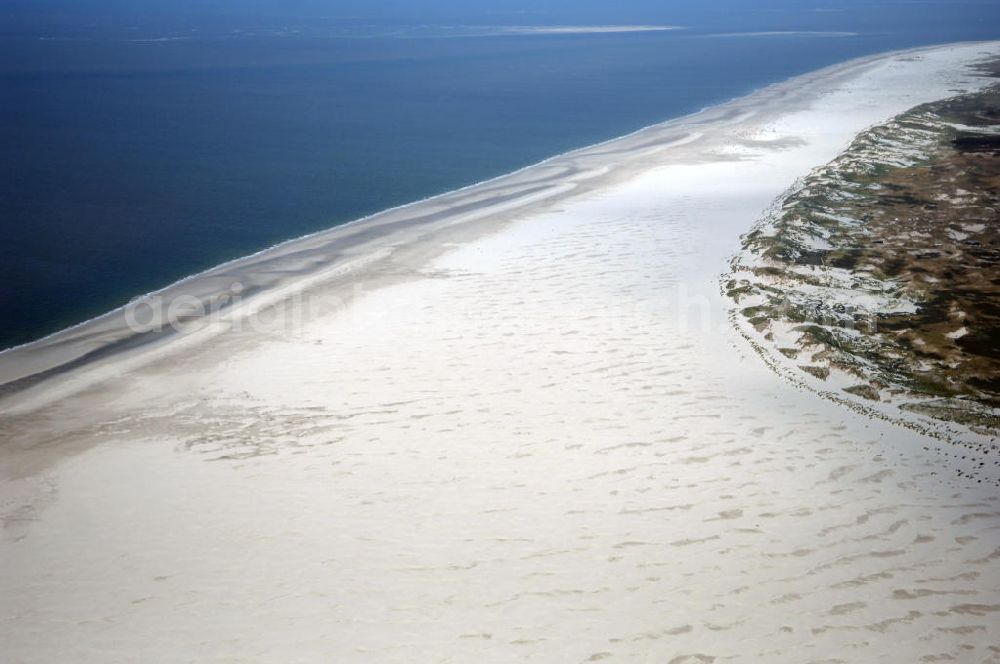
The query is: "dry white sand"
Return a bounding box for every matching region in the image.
[2,43,1000,663]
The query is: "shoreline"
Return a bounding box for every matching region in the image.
[2,41,992,414]
[4,40,1000,662]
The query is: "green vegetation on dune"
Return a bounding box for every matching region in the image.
[727,75,1000,433]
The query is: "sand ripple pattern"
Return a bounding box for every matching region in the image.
[3,170,999,662]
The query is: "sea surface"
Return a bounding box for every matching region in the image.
[2,3,999,349]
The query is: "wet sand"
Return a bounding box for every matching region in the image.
[2,42,1000,662]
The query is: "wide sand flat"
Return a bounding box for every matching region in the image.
[2,43,1000,662]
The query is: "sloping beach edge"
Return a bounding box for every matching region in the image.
[2,41,998,414]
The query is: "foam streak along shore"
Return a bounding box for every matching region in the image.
[2,42,1000,662]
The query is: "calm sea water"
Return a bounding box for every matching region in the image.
[2,4,999,348]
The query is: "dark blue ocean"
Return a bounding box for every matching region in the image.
[2,1,999,348]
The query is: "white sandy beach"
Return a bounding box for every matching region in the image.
[2,42,1000,662]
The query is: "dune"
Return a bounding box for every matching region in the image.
[2,42,1000,662]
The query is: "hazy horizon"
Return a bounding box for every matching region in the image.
[6,0,1000,39]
